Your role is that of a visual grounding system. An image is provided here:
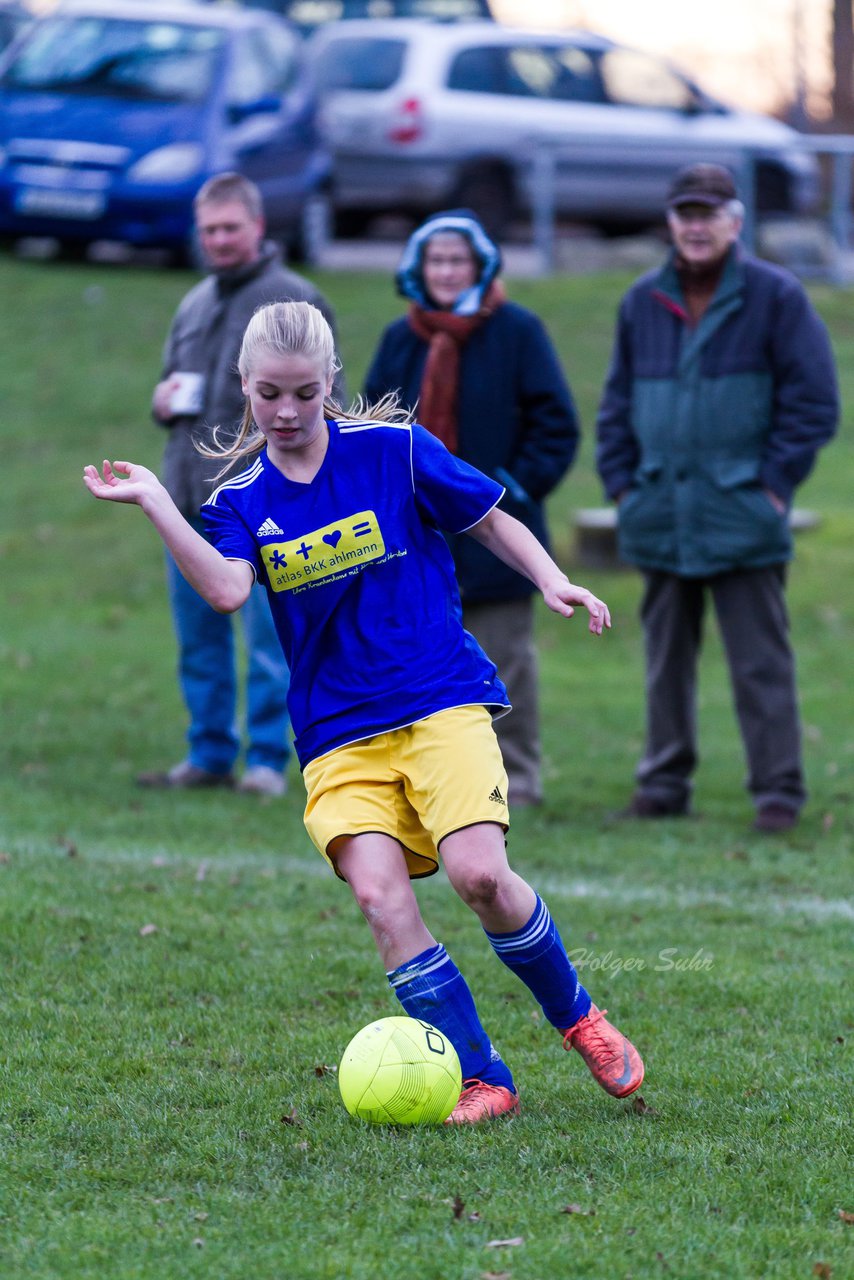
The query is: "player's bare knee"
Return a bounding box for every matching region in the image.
[456,870,500,910]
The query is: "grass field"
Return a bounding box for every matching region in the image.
[0,252,852,1280]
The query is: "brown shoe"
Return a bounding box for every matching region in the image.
[619,793,688,819]
[753,803,798,833]
[136,761,234,789]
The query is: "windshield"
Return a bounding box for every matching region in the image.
[1,16,226,103]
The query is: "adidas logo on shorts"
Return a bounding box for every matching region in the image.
[488,785,505,804]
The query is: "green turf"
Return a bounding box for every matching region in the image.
[0,254,851,1280]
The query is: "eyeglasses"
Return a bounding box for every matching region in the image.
[423,254,475,269]
[669,204,730,224]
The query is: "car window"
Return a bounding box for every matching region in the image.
[0,15,224,103]
[318,37,405,91]
[264,0,491,30]
[227,31,270,104]
[448,43,603,103]
[257,24,299,93]
[598,48,697,110]
[226,25,298,104]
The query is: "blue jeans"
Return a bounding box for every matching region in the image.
[166,524,291,776]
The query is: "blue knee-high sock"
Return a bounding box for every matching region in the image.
[485,895,591,1031]
[387,943,515,1092]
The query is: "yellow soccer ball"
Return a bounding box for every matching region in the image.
[338,1016,462,1124]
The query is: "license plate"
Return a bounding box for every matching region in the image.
[14,187,105,220]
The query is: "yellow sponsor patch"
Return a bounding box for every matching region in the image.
[261,510,385,592]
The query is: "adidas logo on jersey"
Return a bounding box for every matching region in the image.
[256,517,285,538]
[488,785,505,805]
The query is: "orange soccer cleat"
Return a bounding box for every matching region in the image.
[443,1080,521,1125]
[562,1004,644,1098]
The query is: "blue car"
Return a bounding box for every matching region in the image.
[0,0,331,263]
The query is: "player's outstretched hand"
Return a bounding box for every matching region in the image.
[543,576,611,635]
[83,460,161,506]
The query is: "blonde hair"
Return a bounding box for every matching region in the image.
[199,301,411,475]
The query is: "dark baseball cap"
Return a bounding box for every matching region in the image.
[667,163,738,210]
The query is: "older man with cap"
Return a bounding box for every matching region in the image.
[595,163,838,832]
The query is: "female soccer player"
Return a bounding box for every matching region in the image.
[84,301,643,1123]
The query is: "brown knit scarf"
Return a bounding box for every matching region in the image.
[407,280,506,453]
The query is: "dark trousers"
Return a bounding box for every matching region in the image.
[463,597,542,806]
[636,567,805,814]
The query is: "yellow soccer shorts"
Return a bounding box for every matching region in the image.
[303,704,510,879]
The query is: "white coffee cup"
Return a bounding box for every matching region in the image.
[169,372,205,415]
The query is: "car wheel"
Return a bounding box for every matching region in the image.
[333,208,373,239]
[755,163,792,213]
[54,238,90,263]
[452,166,515,240]
[287,191,332,266]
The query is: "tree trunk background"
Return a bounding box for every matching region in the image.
[833,0,854,126]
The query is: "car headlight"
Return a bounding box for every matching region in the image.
[127,143,204,184]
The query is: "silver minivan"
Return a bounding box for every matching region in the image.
[310,20,819,236]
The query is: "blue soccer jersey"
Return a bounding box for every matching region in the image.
[201,420,510,768]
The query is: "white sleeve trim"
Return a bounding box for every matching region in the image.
[455,487,505,534]
[224,555,258,584]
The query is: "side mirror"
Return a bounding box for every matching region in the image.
[228,94,280,123]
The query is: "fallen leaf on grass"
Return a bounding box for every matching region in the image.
[452,1195,465,1221]
[481,1273,512,1280]
[313,1064,335,1077]
[485,1238,524,1249]
[839,1210,854,1224]
[560,1204,596,1216]
[630,1095,658,1116]
[813,1264,832,1278]
[139,923,158,936]
[194,1213,208,1223]
[280,1108,301,1126]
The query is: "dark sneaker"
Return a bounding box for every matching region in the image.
[563,1004,644,1098]
[137,761,234,789]
[753,803,798,833]
[443,1080,520,1125]
[619,793,688,819]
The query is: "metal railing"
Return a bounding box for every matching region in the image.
[529,136,854,283]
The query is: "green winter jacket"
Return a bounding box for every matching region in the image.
[596,247,838,577]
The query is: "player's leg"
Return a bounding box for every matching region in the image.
[303,733,517,1121]
[441,824,644,1099]
[404,708,644,1099]
[331,832,518,1119]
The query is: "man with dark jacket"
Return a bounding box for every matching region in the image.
[142,172,338,796]
[596,164,838,832]
[365,209,578,806]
